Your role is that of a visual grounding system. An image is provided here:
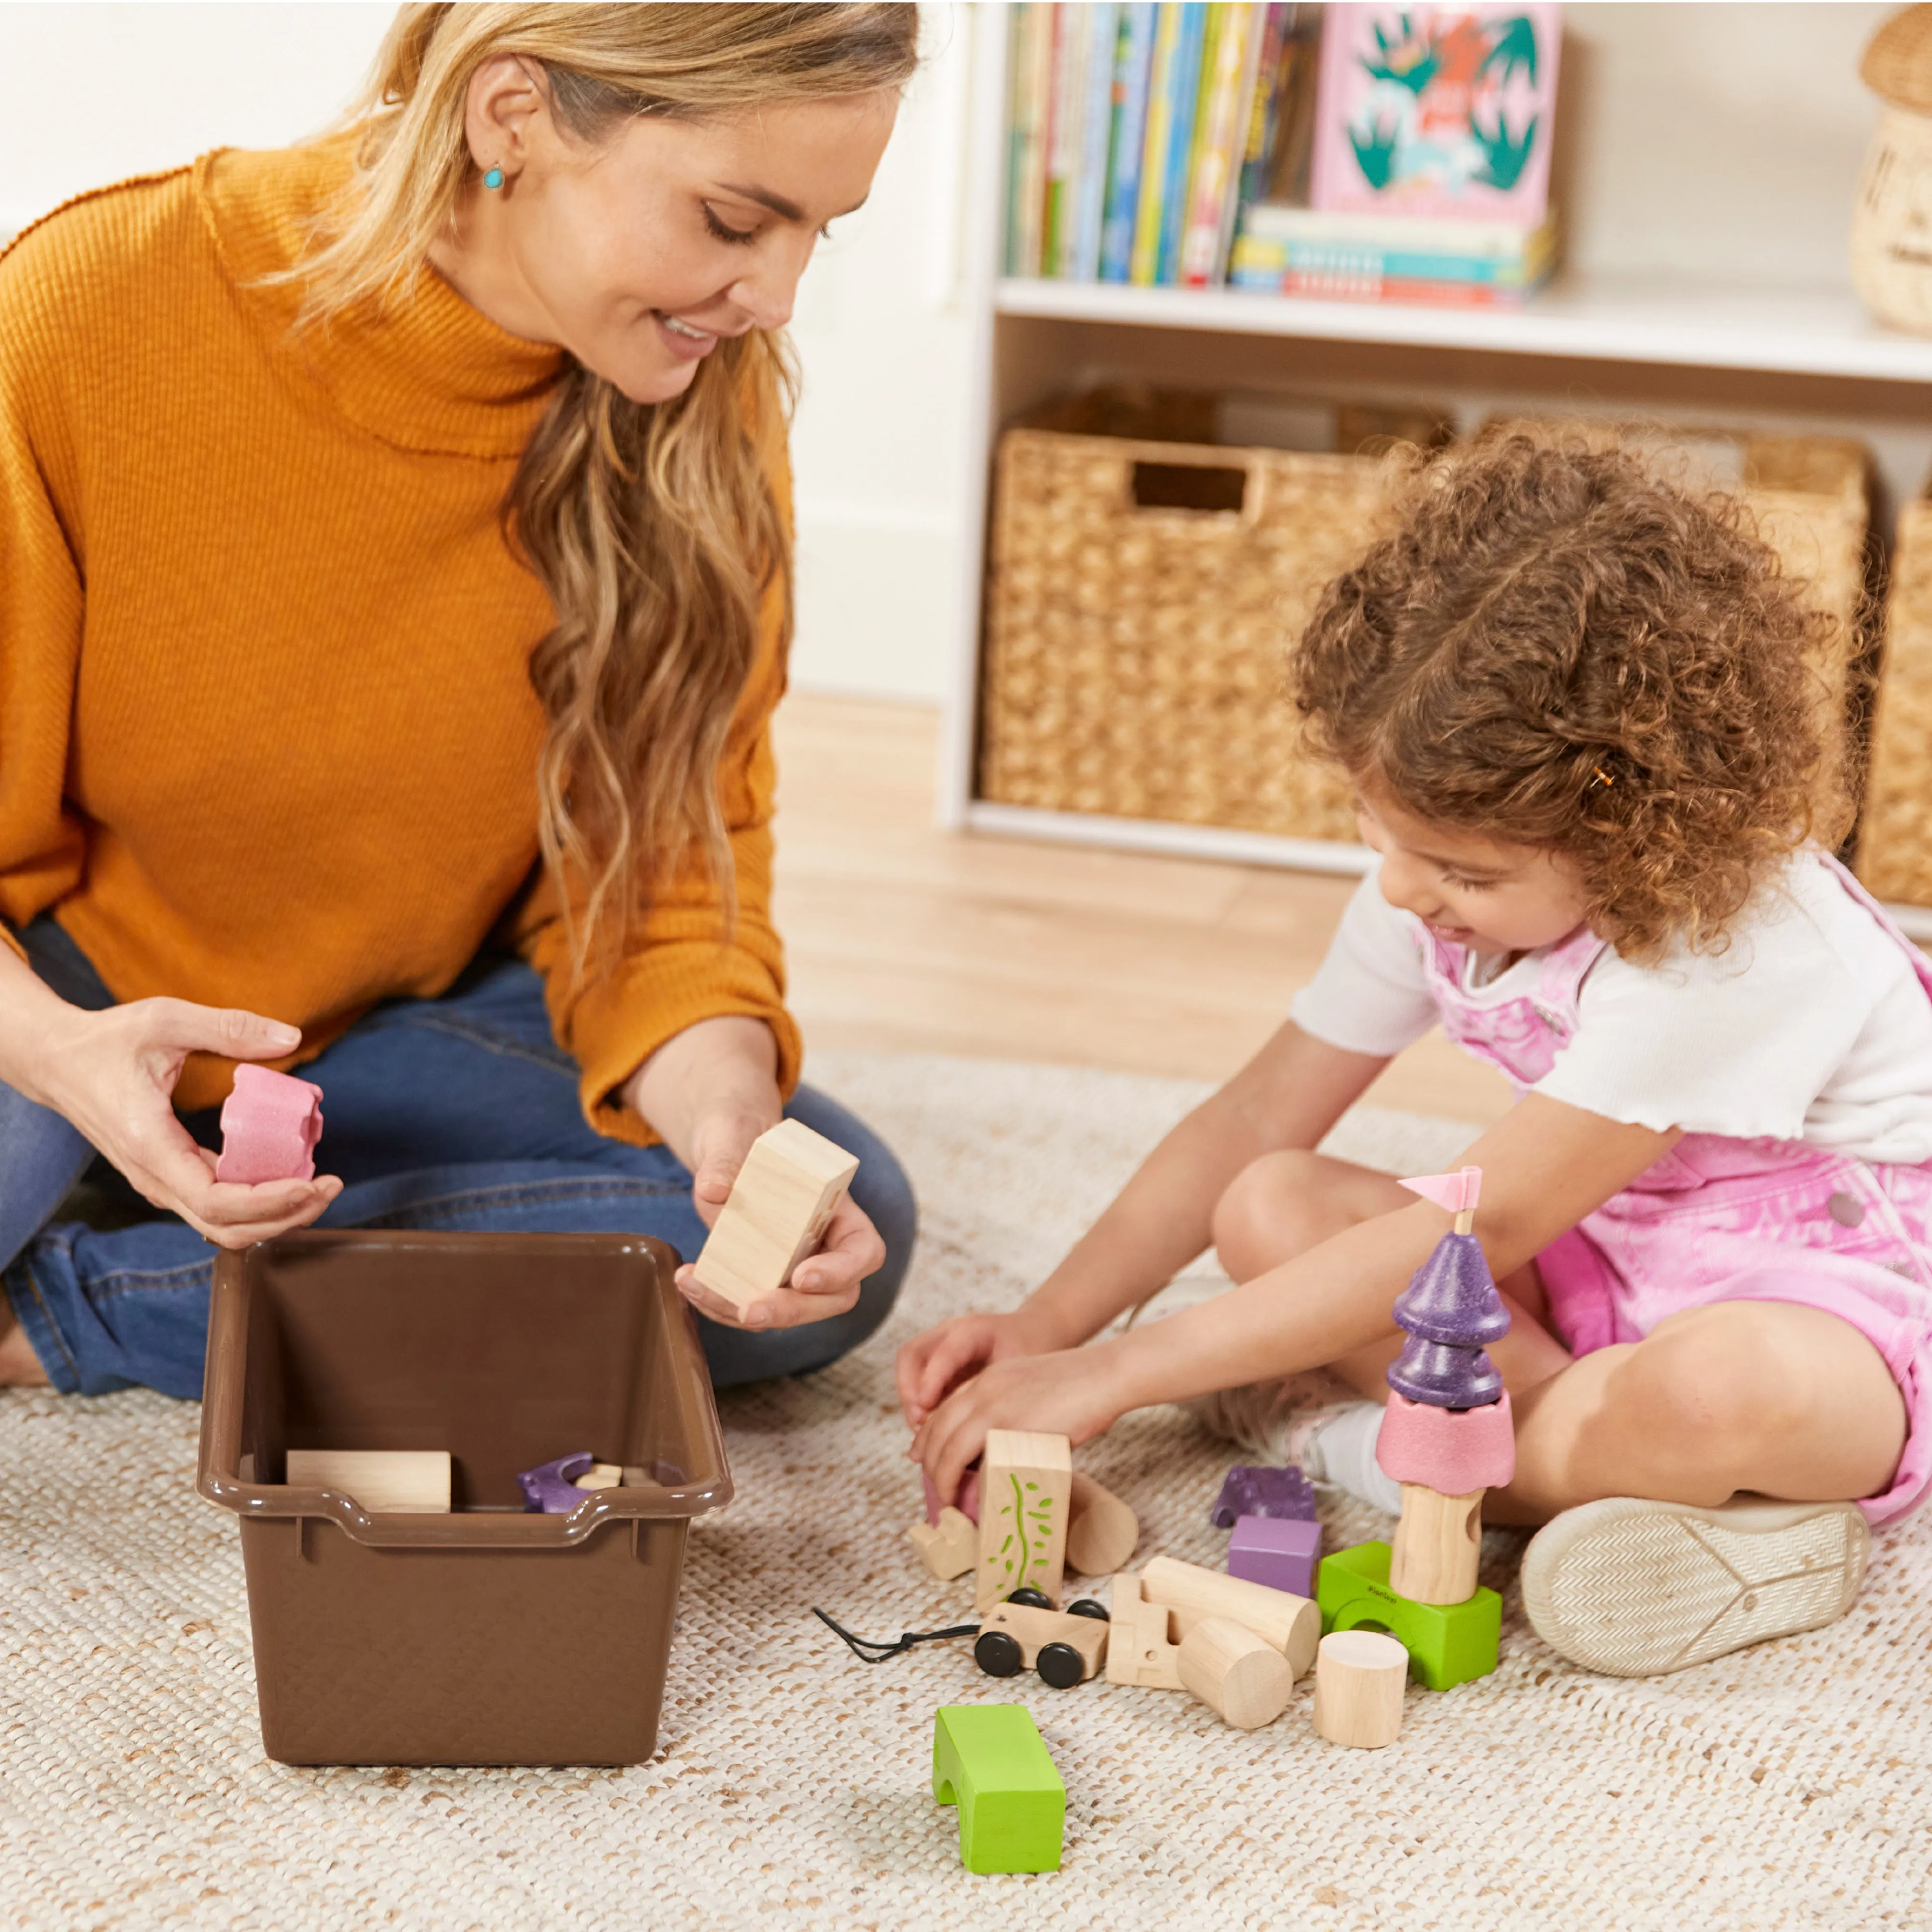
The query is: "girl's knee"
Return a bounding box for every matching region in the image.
[1211,1149,1335,1280]
[1623,1306,1826,1465]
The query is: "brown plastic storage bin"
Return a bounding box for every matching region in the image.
[197,1229,731,1767]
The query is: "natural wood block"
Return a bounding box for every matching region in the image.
[573,1463,624,1491]
[1066,1471,1138,1575]
[1142,1555,1320,1677]
[284,1449,450,1514]
[908,1506,979,1580]
[1312,1629,1408,1748]
[1103,1572,1185,1690]
[1389,1483,1485,1606]
[1178,1616,1293,1729]
[975,1430,1071,1611]
[691,1118,859,1313]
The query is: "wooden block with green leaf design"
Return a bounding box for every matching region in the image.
[974,1430,1072,1612]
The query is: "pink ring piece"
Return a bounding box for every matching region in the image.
[1375,1389,1516,1493]
[215,1064,325,1183]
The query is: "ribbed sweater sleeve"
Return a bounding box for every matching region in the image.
[0,245,87,953]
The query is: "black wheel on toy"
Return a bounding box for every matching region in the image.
[1066,1598,1109,1621]
[1007,1587,1053,1610]
[1035,1641,1085,1689]
[974,1630,1024,1677]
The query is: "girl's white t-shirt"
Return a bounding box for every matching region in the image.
[1289,851,1932,1165]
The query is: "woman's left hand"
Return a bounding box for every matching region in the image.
[909,1348,1130,1504]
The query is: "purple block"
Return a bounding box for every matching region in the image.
[1227,1514,1323,1600]
[519,1451,595,1513]
[1210,1463,1317,1529]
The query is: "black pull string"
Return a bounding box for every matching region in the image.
[811,1605,979,1663]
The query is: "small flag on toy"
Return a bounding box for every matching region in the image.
[1398,1165,1482,1231]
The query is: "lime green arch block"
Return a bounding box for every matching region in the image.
[931,1704,1065,1875]
[1317,1541,1502,1691]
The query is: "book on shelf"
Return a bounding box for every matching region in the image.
[1003,2,1561,308]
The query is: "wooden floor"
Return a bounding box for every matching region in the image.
[770,693,1512,1126]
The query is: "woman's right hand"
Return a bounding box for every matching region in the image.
[895,1307,1060,1432]
[36,996,342,1248]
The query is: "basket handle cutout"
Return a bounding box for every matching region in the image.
[1130,459,1248,516]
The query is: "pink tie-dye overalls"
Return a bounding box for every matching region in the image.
[1417,854,1932,1525]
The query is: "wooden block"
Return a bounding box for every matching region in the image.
[1388,1483,1485,1606]
[1142,1554,1320,1678]
[573,1463,624,1491]
[1103,1572,1185,1690]
[284,1449,450,1513]
[908,1506,979,1581]
[1178,1616,1294,1729]
[691,1118,859,1313]
[932,1705,1065,1875]
[1066,1471,1138,1575]
[1312,1629,1408,1748]
[975,1430,1072,1611]
[976,1600,1110,1682]
[1228,1514,1322,1599]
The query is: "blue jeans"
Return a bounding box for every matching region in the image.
[0,918,916,1400]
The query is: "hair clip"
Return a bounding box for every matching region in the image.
[1590,766,1614,789]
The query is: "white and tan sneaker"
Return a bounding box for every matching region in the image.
[1520,1496,1870,1677]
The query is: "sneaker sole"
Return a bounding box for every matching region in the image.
[1520,1496,1869,1677]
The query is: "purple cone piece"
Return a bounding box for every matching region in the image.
[1388,1335,1504,1409]
[519,1451,596,1513]
[1210,1463,1318,1528]
[1393,1232,1510,1347]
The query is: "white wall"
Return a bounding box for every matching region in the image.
[0,0,972,703]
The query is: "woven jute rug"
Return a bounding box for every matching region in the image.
[2,1051,1929,1932]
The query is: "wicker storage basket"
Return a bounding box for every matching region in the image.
[1858,495,1932,906]
[978,398,1417,841]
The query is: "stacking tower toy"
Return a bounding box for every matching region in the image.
[1316,1166,1509,1690]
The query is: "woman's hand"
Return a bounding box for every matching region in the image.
[33,995,342,1248]
[895,1307,1061,1431]
[909,1346,1131,1506]
[623,1014,884,1332]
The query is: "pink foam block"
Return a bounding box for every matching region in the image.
[1376,1389,1516,1493]
[215,1064,324,1183]
[922,1463,980,1526]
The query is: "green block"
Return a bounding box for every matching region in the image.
[1317,1541,1501,1691]
[931,1704,1065,1875]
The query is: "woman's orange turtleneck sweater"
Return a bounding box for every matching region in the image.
[0,141,799,1142]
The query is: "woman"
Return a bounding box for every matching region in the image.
[0,3,920,1397]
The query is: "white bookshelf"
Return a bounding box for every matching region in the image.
[939,3,1932,942]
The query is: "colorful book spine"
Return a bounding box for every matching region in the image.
[1231,242,1552,286]
[1042,5,1085,277]
[1072,3,1121,281]
[1154,4,1209,285]
[1279,270,1546,306]
[1007,3,1055,276]
[1128,5,1184,286]
[1099,3,1158,283]
[1236,4,1293,209]
[1178,3,1260,288]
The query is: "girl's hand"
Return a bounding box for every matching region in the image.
[895,1308,1059,1430]
[38,997,342,1248]
[909,1347,1130,1506]
[675,1183,885,1332]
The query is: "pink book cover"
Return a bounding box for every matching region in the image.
[1308,5,1560,223]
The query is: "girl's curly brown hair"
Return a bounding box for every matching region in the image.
[1291,428,1853,960]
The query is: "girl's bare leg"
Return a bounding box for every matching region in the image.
[1492,1300,1906,1526]
[1210,1148,1574,1397]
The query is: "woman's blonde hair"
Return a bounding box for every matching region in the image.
[298,3,918,975]
[1292,430,1851,961]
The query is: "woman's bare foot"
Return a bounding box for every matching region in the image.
[0,1293,50,1387]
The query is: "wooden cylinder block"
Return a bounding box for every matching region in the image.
[1312,1630,1408,1749]
[1388,1483,1484,1605]
[1178,1617,1293,1730]
[1066,1471,1139,1575]
[1141,1555,1320,1677]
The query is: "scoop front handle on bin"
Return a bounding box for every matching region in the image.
[196,1235,735,1549]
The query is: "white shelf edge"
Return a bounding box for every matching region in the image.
[964,800,1374,875]
[994,275,1932,385]
[1888,902,1932,943]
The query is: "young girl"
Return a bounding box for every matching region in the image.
[900,432,1931,1677]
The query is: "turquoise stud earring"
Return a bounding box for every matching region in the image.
[482,166,504,190]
